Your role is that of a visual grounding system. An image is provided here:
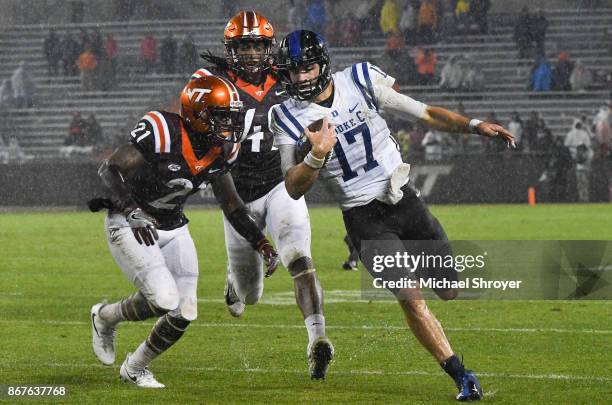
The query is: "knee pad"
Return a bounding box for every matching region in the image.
[150,286,180,313]
[288,256,316,279]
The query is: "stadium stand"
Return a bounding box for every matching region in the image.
[0,8,610,159]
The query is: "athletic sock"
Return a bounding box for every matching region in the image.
[440,354,466,383]
[305,313,326,347]
[128,340,159,371]
[99,301,125,326]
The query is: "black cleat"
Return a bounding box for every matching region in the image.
[308,336,334,380]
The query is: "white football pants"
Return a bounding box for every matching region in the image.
[105,213,199,321]
[223,181,311,304]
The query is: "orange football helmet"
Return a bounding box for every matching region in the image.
[224,10,275,78]
[180,76,246,143]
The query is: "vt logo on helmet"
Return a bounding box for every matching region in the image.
[180,76,246,143]
[276,30,332,101]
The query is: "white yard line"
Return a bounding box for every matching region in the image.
[0,319,611,335]
[6,362,612,383]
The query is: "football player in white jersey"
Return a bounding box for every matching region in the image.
[270,30,515,401]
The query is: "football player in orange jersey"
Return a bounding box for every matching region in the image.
[88,75,279,388]
[192,11,333,379]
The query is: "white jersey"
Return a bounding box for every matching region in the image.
[271,61,427,210]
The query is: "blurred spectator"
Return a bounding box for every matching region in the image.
[355,0,380,33]
[533,119,553,154]
[439,55,464,91]
[462,60,485,91]
[470,0,491,34]
[329,12,363,47]
[0,79,14,107]
[593,104,611,156]
[377,34,416,85]
[61,31,80,76]
[306,0,326,35]
[513,7,532,59]
[551,52,574,91]
[380,0,400,35]
[11,61,35,108]
[96,56,116,91]
[454,0,471,33]
[77,47,98,91]
[399,0,417,44]
[4,137,31,163]
[408,121,427,157]
[90,28,104,58]
[564,120,593,202]
[84,113,103,145]
[0,137,7,164]
[531,9,548,57]
[540,136,572,202]
[43,29,61,77]
[524,111,540,151]
[415,48,437,85]
[422,129,444,160]
[570,60,593,91]
[417,0,438,44]
[141,33,157,74]
[105,33,118,78]
[161,33,177,74]
[61,112,90,157]
[78,28,91,54]
[507,112,524,149]
[178,34,198,74]
[288,0,307,31]
[531,56,552,92]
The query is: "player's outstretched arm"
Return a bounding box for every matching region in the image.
[212,172,279,276]
[282,117,337,200]
[421,106,516,148]
[98,143,159,246]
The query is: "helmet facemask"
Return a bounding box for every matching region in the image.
[225,38,274,83]
[205,100,246,144]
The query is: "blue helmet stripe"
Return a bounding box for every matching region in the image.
[272,108,300,141]
[279,103,304,134]
[288,30,303,62]
[361,62,379,111]
[351,64,373,110]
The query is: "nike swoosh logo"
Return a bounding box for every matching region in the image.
[349,103,359,113]
[275,91,286,96]
[126,370,138,382]
[91,313,100,337]
[208,168,221,173]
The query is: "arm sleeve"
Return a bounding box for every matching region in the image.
[374,84,428,122]
[278,144,298,176]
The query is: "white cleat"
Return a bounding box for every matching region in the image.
[119,353,165,388]
[224,276,245,318]
[91,301,116,365]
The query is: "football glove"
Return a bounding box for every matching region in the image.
[256,238,280,277]
[125,207,159,246]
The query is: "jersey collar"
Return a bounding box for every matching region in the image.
[229,72,277,102]
[181,124,222,176]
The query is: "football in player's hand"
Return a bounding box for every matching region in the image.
[295,119,332,165]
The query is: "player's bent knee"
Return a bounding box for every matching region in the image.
[288,256,315,279]
[150,287,180,313]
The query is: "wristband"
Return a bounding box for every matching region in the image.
[303,151,326,170]
[468,119,483,133]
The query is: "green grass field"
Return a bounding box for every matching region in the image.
[1,204,611,404]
